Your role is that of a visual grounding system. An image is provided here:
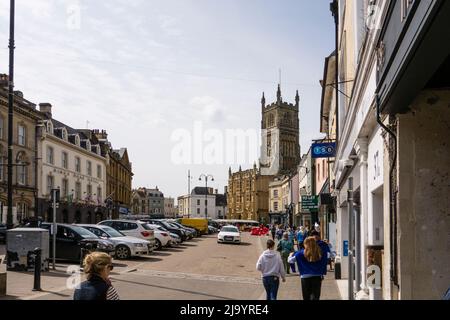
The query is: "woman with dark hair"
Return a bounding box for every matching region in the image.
[288,236,328,300]
[74,252,119,300]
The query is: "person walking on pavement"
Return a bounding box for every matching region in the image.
[271,224,276,240]
[288,236,328,300]
[74,252,120,300]
[297,226,307,250]
[278,232,295,274]
[256,239,286,300]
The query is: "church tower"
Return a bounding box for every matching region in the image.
[259,85,300,176]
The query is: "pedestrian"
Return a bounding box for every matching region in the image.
[74,252,120,300]
[256,239,286,300]
[288,236,328,300]
[297,226,307,250]
[279,232,295,274]
[309,230,330,276]
[271,224,276,240]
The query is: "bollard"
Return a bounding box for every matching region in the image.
[32,248,42,291]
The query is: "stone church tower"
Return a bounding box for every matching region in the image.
[259,85,300,176]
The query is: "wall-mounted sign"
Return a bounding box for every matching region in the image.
[301,195,319,212]
[343,240,349,257]
[119,207,129,215]
[311,142,336,158]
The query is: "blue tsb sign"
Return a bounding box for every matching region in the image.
[311,142,336,158]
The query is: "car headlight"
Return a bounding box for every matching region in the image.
[97,242,107,249]
[134,243,144,247]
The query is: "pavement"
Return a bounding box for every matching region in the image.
[0,233,343,300]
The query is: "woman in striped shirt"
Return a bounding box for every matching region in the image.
[74,252,120,300]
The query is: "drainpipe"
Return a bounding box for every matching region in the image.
[376,92,398,289]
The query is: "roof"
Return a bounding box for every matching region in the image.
[215,194,227,206]
[192,187,211,195]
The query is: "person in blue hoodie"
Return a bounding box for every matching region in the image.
[256,239,286,300]
[310,230,330,275]
[288,236,328,300]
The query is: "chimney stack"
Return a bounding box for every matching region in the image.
[0,74,8,89]
[39,103,52,118]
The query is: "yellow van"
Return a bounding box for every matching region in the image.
[178,218,208,235]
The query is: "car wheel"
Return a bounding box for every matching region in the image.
[155,239,162,250]
[116,245,131,260]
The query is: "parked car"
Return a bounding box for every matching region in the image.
[142,223,172,250]
[38,223,115,261]
[167,220,198,238]
[77,224,151,259]
[208,225,219,234]
[140,219,187,242]
[169,232,181,246]
[166,222,194,240]
[217,225,241,244]
[98,220,156,250]
[0,223,6,244]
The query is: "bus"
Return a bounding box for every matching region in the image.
[213,219,260,231]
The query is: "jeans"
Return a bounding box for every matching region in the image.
[301,276,323,300]
[281,252,290,274]
[262,276,280,300]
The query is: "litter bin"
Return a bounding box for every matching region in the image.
[0,255,6,296]
[334,256,341,279]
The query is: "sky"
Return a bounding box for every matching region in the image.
[0,0,335,200]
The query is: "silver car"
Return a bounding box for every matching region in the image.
[77,224,151,260]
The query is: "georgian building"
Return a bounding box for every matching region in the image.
[36,103,107,223]
[0,75,43,224]
[177,187,217,219]
[131,187,164,217]
[163,197,176,218]
[93,130,133,219]
[227,165,272,223]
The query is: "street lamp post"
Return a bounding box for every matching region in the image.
[199,174,214,219]
[7,0,15,230]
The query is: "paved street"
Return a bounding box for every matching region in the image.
[1,233,341,300]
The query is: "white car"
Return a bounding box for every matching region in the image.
[217,225,241,244]
[143,223,172,250]
[169,232,181,246]
[98,220,156,251]
[77,224,151,259]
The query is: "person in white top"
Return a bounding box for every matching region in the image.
[256,239,286,300]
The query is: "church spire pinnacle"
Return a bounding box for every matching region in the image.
[261,92,265,108]
[277,84,282,104]
[295,90,299,107]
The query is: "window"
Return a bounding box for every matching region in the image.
[17,152,27,185]
[16,202,28,222]
[62,152,68,169]
[87,161,92,176]
[197,199,200,205]
[87,184,92,197]
[274,201,279,212]
[18,125,26,146]
[97,186,102,203]
[0,117,3,139]
[273,190,278,198]
[205,200,207,206]
[62,128,67,141]
[97,164,102,179]
[75,157,81,173]
[75,135,80,146]
[75,182,81,200]
[46,146,54,164]
[47,175,54,195]
[62,179,68,198]
[197,208,200,214]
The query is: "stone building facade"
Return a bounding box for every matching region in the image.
[0,75,43,224]
[227,165,273,223]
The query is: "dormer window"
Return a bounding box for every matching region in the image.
[85,140,91,151]
[62,128,68,141]
[75,135,80,146]
[46,121,53,134]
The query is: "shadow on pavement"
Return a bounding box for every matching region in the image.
[151,251,172,257]
[178,243,197,247]
[110,277,236,300]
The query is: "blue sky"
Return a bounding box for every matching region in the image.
[0,0,335,199]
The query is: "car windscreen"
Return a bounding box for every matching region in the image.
[141,223,154,230]
[99,226,125,237]
[156,226,168,232]
[71,225,98,238]
[160,221,173,229]
[221,227,238,233]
